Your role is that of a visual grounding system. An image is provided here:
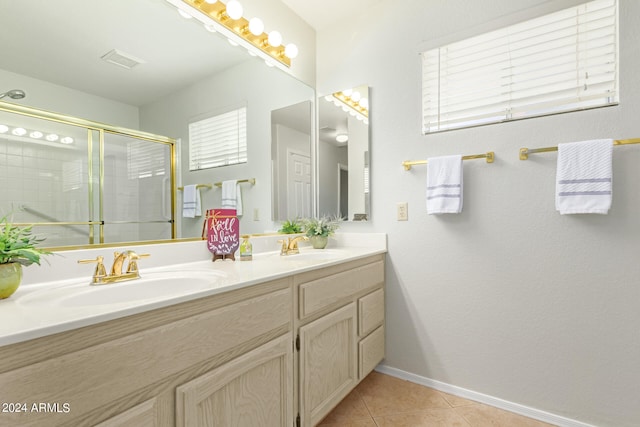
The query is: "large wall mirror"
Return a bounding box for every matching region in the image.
[0,0,314,247]
[318,85,370,221]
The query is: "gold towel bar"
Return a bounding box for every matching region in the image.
[519,138,640,160]
[178,184,212,191]
[178,179,256,191]
[402,152,495,171]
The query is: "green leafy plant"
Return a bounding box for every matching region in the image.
[278,218,303,234]
[302,215,342,238]
[0,214,50,266]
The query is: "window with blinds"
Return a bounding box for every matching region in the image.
[189,107,247,170]
[422,0,618,134]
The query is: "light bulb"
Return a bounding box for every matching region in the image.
[336,134,349,143]
[60,137,74,144]
[359,98,369,109]
[342,89,353,97]
[30,131,43,139]
[248,18,264,36]
[226,0,243,20]
[12,127,26,136]
[284,43,298,59]
[177,9,192,19]
[324,95,333,102]
[351,91,361,102]
[204,0,217,3]
[268,30,282,47]
[46,134,59,142]
[0,125,8,133]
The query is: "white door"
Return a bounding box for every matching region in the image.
[287,151,311,218]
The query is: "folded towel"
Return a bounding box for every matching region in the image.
[221,180,243,216]
[556,139,613,214]
[182,184,201,218]
[426,155,463,214]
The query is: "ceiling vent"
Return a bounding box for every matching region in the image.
[100,49,145,69]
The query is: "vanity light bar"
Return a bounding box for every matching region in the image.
[172,0,295,68]
[0,124,73,144]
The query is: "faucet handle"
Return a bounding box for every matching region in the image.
[277,239,288,255]
[125,252,150,274]
[77,256,107,279]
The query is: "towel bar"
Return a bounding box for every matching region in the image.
[519,138,640,160]
[402,152,495,171]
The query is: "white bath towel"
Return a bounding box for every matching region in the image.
[221,180,243,216]
[556,139,613,215]
[426,155,463,214]
[182,184,201,218]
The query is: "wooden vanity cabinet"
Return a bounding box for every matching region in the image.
[0,254,384,427]
[295,254,385,427]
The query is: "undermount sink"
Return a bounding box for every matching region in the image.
[18,270,227,308]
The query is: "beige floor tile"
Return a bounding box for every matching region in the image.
[318,389,371,424]
[456,404,557,427]
[356,371,451,417]
[374,407,473,427]
[316,419,377,427]
[440,391,478,407]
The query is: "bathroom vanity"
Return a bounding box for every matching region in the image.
[0,234,386,427]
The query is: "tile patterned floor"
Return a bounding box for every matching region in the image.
[317,372,556,427]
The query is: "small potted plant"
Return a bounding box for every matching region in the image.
[278,218,303,234]
[0,214,50,299]
[301,215,342,249]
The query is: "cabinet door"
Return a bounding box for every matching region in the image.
[299,303,357,427]
[93,398,159,427]
[176,334,293,427]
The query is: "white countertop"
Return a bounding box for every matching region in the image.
[0,233,386,347]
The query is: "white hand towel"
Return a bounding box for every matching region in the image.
[182,185,201,218]
[221,180,243,216]
[556,139,613,214]
[426,155,463,214]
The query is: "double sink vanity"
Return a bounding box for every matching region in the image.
[0,233,386,427]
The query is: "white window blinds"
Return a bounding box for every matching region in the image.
[189,107,247,170]
[127,141,168,179]
[422,0,618,134]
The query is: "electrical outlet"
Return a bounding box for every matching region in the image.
[253,208,260,221]
[397,202,408,221]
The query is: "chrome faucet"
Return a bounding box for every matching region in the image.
[78,250,150,285]
[278,235,309,255]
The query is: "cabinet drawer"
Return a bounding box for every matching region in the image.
[359,326,384,380]
[358,288,384,337]
[299,260,384,320]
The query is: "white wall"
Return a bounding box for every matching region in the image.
[317,1,640,426]
[318,141,348,217]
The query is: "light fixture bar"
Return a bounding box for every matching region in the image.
[177,0,292,67]
[332,91,369,118]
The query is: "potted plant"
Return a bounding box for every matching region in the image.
[0,214,50,299]
[278,218,303,234]
[301,215,342,249]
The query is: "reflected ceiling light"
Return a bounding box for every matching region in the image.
[228,39,239,46]
[248,17,264,36]
[12,127,26,136]
[167,0,297,68]
[336,134,349,143]
[225,0,243,20]
[46,134,59,142]
[29,131,43,139]
[60,137,74,144]
[0,124,74,144]
[204,0,217,3]
[204,24,217,32]
[0,124,8,133]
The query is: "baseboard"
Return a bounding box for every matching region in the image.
[375,364,598,427]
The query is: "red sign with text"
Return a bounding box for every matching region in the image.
[206,209,239,256]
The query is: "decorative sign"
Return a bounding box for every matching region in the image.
[205,209,239,261]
